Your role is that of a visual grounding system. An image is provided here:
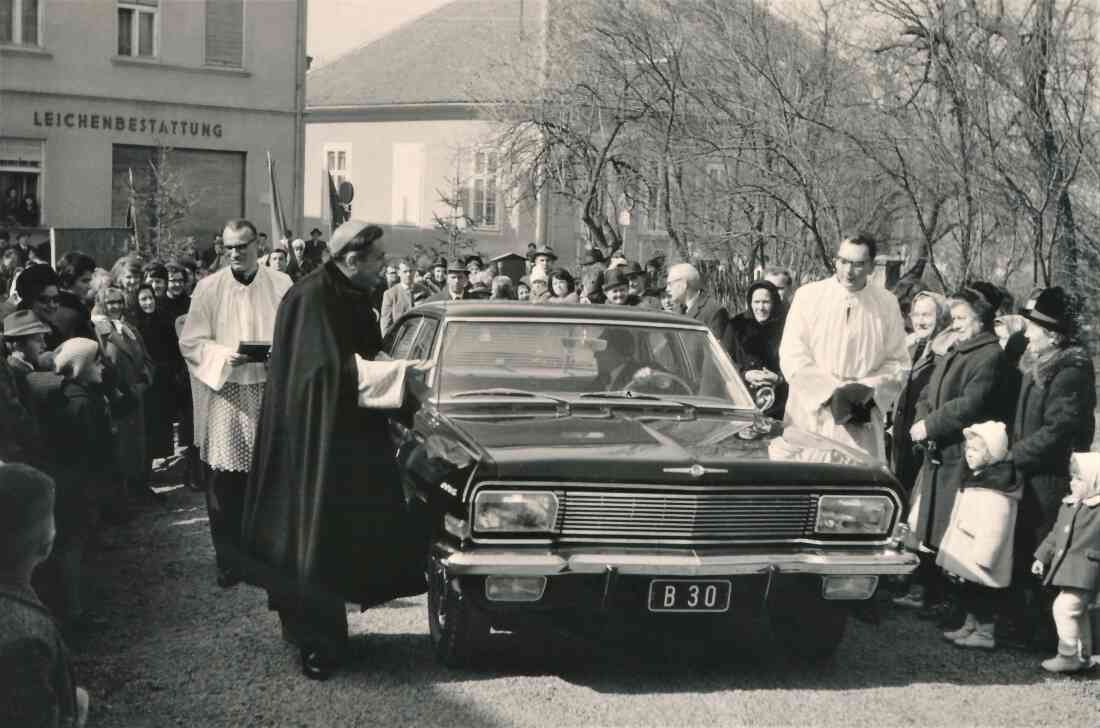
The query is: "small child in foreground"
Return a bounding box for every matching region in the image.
[1032,452,1100,674]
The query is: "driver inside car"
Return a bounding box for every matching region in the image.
[593,328,658,391]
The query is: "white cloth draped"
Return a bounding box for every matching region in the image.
[779,276,910,461]
[355,355,408,409]
[179,266,292,470]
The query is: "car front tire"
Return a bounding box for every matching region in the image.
[427,556,490,669]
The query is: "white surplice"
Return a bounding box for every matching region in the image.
[779,276,910,461]
[179,266,292,471]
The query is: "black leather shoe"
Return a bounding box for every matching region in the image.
[300,649,335,681]
[216,569,241,589]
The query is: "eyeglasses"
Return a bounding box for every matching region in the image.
[834,256,870,271]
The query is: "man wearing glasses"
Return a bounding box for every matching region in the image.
[179,219,292,589]
[778,234,909,460]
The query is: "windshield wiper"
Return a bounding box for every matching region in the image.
[577,391,694,407]
[452,388,571,407]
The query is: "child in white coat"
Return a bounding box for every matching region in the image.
[937,421,1021,649]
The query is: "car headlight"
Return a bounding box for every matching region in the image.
[815,495,894,535]
[473,491,560,533]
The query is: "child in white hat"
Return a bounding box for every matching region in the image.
[1032,452,1100,673]
[937,420,1021,649]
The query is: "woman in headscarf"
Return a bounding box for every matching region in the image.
[132,283,179,465]
[891,290,952,609]
[721,280,787,418]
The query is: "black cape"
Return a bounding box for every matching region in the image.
[240,261,426,609]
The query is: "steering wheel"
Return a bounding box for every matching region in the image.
[624,367,694,396]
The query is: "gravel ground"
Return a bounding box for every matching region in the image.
[73,484,1100,728]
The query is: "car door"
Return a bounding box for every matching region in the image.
[382,315,443,504]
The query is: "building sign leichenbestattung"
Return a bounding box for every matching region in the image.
[32,110,224,139]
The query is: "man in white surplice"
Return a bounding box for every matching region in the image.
[179,218,292,587]
[779,234,910,461]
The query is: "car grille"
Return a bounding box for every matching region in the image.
[558,490,818,542]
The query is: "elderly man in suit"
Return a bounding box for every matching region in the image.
[666,263,728,338]
[380,259,414,335]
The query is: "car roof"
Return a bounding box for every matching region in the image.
[413,301,706,327]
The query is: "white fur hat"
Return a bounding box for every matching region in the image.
[962,421,1009,463]
[54,337,99,381]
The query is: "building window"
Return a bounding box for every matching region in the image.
[0,0,41,46]
[1,138,44,227]
[324,143,353,216]
[467,149,498,229]
[391,143,424,227]
[117,1,157,58]
[205,0,244,68]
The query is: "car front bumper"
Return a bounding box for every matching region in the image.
[434,543,919,578]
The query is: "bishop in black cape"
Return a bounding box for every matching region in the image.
[239,250,426,653]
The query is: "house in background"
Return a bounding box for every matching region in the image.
[303,0,582,266]
[1,0,307,249]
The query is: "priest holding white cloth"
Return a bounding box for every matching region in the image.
[179,218,292,588]
[779,233,910,461]
[241,220,430,680]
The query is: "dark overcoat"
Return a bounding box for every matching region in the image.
[1035,499,1100,592]
[240,262,426,609]
[912,331,1006,548]
[0,585,78,728]
[890,336,938,495]
[1011,346,1097,551]
[683,291,729,339]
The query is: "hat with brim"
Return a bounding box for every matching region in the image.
[3,310,51,338]
[532,245,557,262]
[327,220,384,258]
[464,255,484,268]
[431,256,448,270]
[310,228,324,236]
[602,268,629,292]
[447,260,469,274]
[624,261,645,278]
[1021,286,1073,334]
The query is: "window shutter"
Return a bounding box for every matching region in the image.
[205,0,243,67]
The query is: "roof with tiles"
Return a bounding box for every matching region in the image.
[307,0,542,109]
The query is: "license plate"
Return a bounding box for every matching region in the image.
[647,579,731,613]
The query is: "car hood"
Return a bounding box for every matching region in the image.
[446,410,892,486]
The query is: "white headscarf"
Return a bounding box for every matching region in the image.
[1068,453,1100,504]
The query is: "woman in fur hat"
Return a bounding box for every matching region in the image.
[1005,287,1097,650]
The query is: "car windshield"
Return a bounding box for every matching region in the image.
[437,320,755,408]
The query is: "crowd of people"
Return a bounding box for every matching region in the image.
[2,220,1099,724]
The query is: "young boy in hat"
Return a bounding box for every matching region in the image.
[1032,452,1100,673]
[0,462,90,727]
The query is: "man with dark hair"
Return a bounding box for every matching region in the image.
[179,219,292,588]
[242,220,426,680]
[380,258,414,335]
[779,233,909,460]
[0,463,90,728]
[52,252,97,342]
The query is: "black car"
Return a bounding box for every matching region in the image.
[382,302,917,667]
